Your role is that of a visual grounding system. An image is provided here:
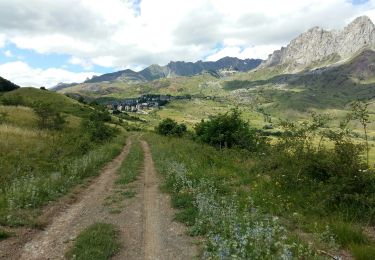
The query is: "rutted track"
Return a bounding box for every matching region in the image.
[5,138,198,259]
[18,139,132,260]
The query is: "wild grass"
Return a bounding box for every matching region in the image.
[0,133,126,226]
[146,133,375,259]
[66,223,120,260]
[116,137,143,185]
[331,222,368,247]
[146,133,321,258]
[350,245,375,260]
[0,93,127,227]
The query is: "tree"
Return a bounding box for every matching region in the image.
[81,111,117,143]
[195,108,260,150]
[349,101,370,167]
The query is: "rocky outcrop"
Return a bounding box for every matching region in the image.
[263,16,375,70]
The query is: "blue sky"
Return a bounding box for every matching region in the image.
[0,0,374,87]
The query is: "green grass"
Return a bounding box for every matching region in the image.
[66,223,120,260]
[116,137,143,185]
[350,244,375,260]
[331,222,368,247]
[0,89,127,227]
[145,132,375,258]
[2,88,93,117]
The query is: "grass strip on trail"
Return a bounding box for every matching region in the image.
[116,137,144,185]
[66,223,120,260]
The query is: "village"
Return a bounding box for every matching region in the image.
[106,94,191,114]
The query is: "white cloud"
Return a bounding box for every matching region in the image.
[2,0,373,87]
[0,61,97,88]
[3,50,12,57]
[0,34,6,48]
[68,57,93,70]
[91,56,118,68]
[0,0,373,69]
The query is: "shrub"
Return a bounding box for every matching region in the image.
[1,95,25,106]
[81,111,117,143]
[155,118,187,137]
[195,108,262,151]
[0,112,7,124]
[32,102,66,130]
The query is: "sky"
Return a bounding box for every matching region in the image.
[0,0,374,88]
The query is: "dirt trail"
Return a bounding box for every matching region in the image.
[6,138,198,259]
[115,140,199,259]
[17,139,132,260]
[141,140,198,260]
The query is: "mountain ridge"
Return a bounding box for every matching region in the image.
[262,16,375,71]
[53,57,262,90]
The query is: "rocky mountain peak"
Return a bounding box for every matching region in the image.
[262,16,375,71]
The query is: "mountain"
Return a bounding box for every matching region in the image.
[0,76,20,92]
[82,57,262,84]
[52,82,79,91]
[263,16,375,71]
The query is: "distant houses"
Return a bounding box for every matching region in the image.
[107,94,191,113]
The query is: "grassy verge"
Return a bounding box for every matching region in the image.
[66,223,120,260]
[0,103,127,227]
[145,133,375,259]
[0,133,126,226]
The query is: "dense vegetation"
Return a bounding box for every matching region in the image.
[151,103,375,259]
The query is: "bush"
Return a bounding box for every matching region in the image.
[156,118,187,137]
[1,95,25,106]
[81,111,117,143]
[32,102,66,130]
[195,108,262,151]
[0,112,7,124]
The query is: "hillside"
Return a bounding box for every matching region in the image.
[0,76,20,92]
[2,87,93,117]
[57,72,223,99]
[223,49,375,113]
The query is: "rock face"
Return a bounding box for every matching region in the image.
[263,16,375,70]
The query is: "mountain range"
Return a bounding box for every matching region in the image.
[55,57,262,89]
